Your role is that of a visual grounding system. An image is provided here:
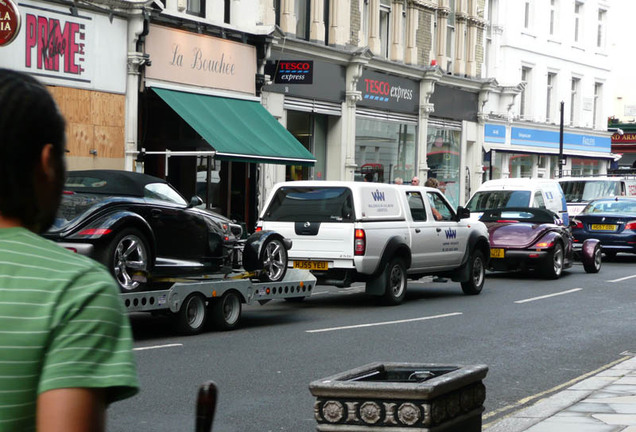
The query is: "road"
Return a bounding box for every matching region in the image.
[108,255,636,432]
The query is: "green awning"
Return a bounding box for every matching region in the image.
[152,87,315,166]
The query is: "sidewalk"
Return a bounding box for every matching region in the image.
[485,355,636,432]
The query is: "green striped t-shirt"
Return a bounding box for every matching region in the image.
[0,227,139,431]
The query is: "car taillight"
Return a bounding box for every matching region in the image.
[255,226,262,232]
[78,228,112,236]
[625,221,636,230]
[535,241,554,248]
[354,229,366,256]
[572,219,584,229]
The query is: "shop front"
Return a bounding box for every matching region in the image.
[355,69,419,185]
[483,123,613,180]
[139,24,314,232]
[262,52,346,182]
[428,84,480,207]
[0,0,129,170]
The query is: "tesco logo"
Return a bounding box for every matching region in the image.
[279,62,311,71]
[365,79,390,96]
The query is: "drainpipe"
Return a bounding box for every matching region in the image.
[125,10,150,172]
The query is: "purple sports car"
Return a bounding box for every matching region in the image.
[480,207,601,279]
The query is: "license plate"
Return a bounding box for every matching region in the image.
[293,260,329,270]
[490,248,505,258]
[590,224,617,231]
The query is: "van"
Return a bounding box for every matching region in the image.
[466,178,568,224]
[558,176,636,216]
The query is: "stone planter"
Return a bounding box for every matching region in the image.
[309,362,488,432]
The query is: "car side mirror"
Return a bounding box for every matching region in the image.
[189,195,204,208]
[456,206,470,220]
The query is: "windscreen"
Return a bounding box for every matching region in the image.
[466,190,531,212]
[262,187,354,222]
[582,199,636,215]
[560,180,621,203]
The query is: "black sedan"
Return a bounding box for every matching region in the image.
[480,207,601,278]
[570,197,636,259]
[44,170,289,292]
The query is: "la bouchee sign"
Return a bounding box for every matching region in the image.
[0,0,20,47]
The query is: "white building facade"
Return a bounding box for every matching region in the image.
[481,0,615,180]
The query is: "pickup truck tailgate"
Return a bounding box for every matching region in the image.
[261,221,355,260]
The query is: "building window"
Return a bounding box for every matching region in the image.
[593,82,602,129]
[296,0,310,40]
[597,9,606,48]
[446,0,456,71]
[187,0,204,17]
[362,0,369,46]
[570,77,580,125]
[324,0,330,45]
[379,0,391,58]
[521,66,531,119]
[524,0,531,29]
[224,0,230,23]
[274,0,281,26]
[546,72,556,123]
[574,1,582,43]
[549,0,556,36]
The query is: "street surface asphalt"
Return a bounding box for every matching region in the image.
[107,254,636,432]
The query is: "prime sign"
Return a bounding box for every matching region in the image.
[0,0,20,46]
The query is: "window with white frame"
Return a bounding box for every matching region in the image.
[524,0,531,29]
[574,1,583,43]
[520,66,532,119]
[296,0,310,40]
[379,0,391,58]
[186,0,204,17]
[570,77,580,125]
[593,82,603,129]
[362,0,369,46]
[597,9,606,49]
[549,0,557,36]
[446,0,456,70]
[546,72,556,123]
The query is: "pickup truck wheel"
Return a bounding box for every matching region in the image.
[177,293,207,335]
[461,250,485,295]
[382,258,407,306]
[209,291,242,330]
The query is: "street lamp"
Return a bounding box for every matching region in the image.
[558,101,565,178]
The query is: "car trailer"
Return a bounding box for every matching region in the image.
[120,269,316,335]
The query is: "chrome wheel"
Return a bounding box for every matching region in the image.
[259,238,288,282]
[112,232,148,291]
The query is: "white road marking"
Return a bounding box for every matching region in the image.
[134,343,183,351]
[515,288,582,304]
[608,274,636,283]
[306,312,463,333]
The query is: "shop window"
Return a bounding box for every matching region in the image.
[286,111,326,181]
[509,153,532,178]
[427,126,460,207]
[571,158,601,176]
[355,117,417,185]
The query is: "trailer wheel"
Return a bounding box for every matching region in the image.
[177,293,208,335]
[210,291,242,331]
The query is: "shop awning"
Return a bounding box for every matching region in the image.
[152,88,315,166]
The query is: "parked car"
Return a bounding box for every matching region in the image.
[257,181,490,305]
[480,207,601,278]
[44,170,290,292]
[466,178,569,225]
[570,197,636,259]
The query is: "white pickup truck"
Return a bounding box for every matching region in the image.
[257,181,490,305]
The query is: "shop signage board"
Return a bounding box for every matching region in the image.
[511,127,611,154]
[0,0,127,93]
[145,24,256,95]
[484,124,506,143]
[263,53,345,103]
[357,69,419,114]
[0,0,20,46]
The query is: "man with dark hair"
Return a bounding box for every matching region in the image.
[0,68,139,431]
